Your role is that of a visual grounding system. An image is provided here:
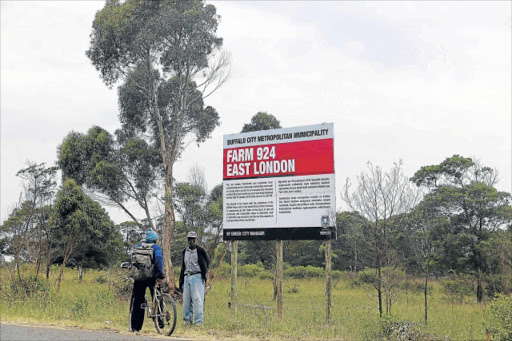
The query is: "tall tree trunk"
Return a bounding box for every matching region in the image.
[46,258,51,280]
[15,251,21,281]
[378,258,383,317]
[162,174,177,291]
[56,241,73,293]
[35,229,43,279]
[424,269,429,324]
[354,244,358,273]
[151,74,177,292]
[477,270,483,303]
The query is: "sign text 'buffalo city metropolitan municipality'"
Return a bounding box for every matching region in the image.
[222,123,336,240]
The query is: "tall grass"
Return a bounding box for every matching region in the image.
[0,265,493,340]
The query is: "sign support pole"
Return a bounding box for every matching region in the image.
[276,240,284,318]
[325,238,332,323]
[231,240,238,313]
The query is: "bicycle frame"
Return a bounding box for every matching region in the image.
[146,281,164,319]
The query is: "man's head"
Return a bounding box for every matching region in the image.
[187,231,197,249]
[145,228,158,243]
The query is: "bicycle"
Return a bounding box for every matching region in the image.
[121,262,177,336]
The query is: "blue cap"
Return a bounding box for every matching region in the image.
[145,229,158,242]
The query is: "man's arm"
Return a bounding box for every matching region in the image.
[153,245,164,277]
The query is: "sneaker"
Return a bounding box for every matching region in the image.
[158,317,165,329]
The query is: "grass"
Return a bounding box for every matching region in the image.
[0,266,492,340]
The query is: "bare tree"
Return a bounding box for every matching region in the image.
[342,161,421,317]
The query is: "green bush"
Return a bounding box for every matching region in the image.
[284,265,324,279]
[484,274,507,298]
[332,270,344,280]
[443,278,473,304]
[95,275,107,284]
[239,263,264,277]
[258,270,273,280]
[216,263,231,279]
[486,294,512,341]
[375,315,441,341]
[9,274,50,300]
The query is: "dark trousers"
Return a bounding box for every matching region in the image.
[130,279,155,331]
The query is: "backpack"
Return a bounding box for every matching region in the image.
[130,243,155,281]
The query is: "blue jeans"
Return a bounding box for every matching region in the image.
[183,273,204,325]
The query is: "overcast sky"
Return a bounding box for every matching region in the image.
[1,1,511,224]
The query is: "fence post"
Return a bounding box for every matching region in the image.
[325,239,332,323]
[276,240,284,318]
[231,240,238,313]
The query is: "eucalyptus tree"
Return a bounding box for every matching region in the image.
[50,179,117,292]
[0,162,58,279]
[241,112,281,133]
[411,155,512,302]
[58,126,162,229]
[86,0,229,289]
[342,161,421,317]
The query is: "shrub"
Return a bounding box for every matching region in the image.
[377,316,442,341]
[485,274,508,298]
[258,270,273,280]
[70,296,90,318]
[110,272,133,301]
[239,263,264,277]
[331,270,343,280]
[95,275,107,284]
[443,278,473,305]
[284,265,324,279]
[486,294,512,341]
[216,263,231,278]
[9,275,50,300]
[286,283,300,294]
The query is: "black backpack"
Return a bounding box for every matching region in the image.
[130,243,155,281]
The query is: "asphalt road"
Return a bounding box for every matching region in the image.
[0,323,184,341]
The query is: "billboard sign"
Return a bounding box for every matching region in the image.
[222,123,335,240]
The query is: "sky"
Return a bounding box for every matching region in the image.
[1,1,511,224]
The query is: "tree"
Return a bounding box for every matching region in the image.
[342,161,420,316]
[58,126,162,230]
[0,162,58,279]
[86,0,229,291]
[411,155,512,302]
[407,198,448,323]
[335,211,371,273]
[241,112,281,133]
[50,179,117,293]
[174,182,207,236]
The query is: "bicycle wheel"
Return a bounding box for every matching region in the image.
[154,293,177,336]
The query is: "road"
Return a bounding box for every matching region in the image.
[0,323,184,341]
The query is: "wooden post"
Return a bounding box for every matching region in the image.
[276,240,284,318]
[231,240,238,312]
[325,239,332,323]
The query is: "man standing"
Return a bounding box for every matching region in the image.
[130,228,165,333]
[179,231,210,326]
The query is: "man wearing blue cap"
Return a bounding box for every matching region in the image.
[130,228,165,333]
[179,231,209,325]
